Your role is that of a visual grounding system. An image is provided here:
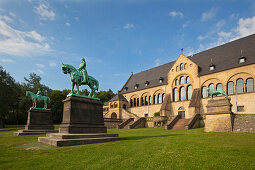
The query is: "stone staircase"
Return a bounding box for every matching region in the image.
[172,119,190,130]
[123,120,135,129]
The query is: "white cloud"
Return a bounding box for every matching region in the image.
[34,3,56,21]
[49,61,57,67]
[236,16,255,37]
[0,58,15,63]
[0,19,51,56]
[215,20,225,28]
[182,21,189,28]
[36,69,44,74]
[74,17,79,21]
[123,23,134,29]
[9,12,16,18]
[154,58,162,67]
[230,13,239,20]
[65,22,70,26]
[0,16,13,23]
[36,63,45,68]
[197,16,255,53]
[168,11,184,18]
[201,7,219,21]
[184,47,194,56]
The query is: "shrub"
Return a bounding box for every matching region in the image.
[154,112,160,117]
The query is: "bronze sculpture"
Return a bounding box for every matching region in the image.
[62,58,99,98]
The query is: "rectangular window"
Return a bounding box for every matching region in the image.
[237,106,244,112]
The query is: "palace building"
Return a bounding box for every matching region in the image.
[103,34,255,129]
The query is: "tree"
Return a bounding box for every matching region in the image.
[95,89,115,103]
[0,66,18,127]
[48,90,70,124]
[23,73,52,95]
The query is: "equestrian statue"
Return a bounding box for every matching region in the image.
[26,88,50,109]
[207,87,228,99]
[62,58,99,98]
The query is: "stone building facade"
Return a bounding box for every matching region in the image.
[103,34,255,127]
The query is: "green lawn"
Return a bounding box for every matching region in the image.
[0,128,255,169]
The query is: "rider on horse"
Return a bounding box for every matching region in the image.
[78,58,88,85]
[37,88,42,101]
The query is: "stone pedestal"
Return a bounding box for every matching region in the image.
[39,95,124,146]
[14,109,58,136]
[204,98,233,132]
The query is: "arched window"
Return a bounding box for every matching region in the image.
[180,63,183,70]
[162,93,165,102]
[186,76,190,83]
[180,86,185,101]
[114,103,118,108]
[175,79,179,86]
[111,112,117,119]
[180,76,185,84]
[236,78,244,94]
[158,93,162,104]
[187,85,192,100]
[145,96,148,105]
[208,83,214,90]
[137,98,139,106]
[216,83,222,96]
[227,81,234,95]
[173,88,178,101]
[134,98,136,107]
[202,86,207,98]
[149,96,151,105]
[123,104,126,109]
[153,95,157,104]
[130,99,133,107]
[246,78,254,92]
[141,97,144,106]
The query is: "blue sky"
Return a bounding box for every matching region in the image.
[0,0,255,93]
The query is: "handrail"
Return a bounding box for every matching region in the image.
[129,117,146,129]
[118,118,134,129]
[186,114,202,129]
[165,115,180,130]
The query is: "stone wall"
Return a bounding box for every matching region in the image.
[104,118,123,129]
[233,114,255,133]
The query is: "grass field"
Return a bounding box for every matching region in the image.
[1,128,255,169]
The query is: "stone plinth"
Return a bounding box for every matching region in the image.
[59,95,107,133]
[39,95,124,146]
[204,98,233,132]
[14,108,58,136]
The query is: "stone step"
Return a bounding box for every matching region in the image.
[13,129,58,136]
[123,121,134,129]
[14,132,47,136]
[46,133,119,139]
[38,136,125,147]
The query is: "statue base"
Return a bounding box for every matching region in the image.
[14,108,58,136]
[38,95,124,146]
[204,98,233,132]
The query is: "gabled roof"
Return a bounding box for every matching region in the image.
[119,34,255,94]
[120,61,175,93]
[109,93,128,102]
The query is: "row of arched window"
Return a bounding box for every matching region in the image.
[173,85,193,101]
[201,78,254,98]
[110,103,118,108]
[175,76,190,86]
[130,93,165,107]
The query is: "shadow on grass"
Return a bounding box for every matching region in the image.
[125,134,182,141]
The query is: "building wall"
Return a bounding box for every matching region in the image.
[104,54,255,120]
